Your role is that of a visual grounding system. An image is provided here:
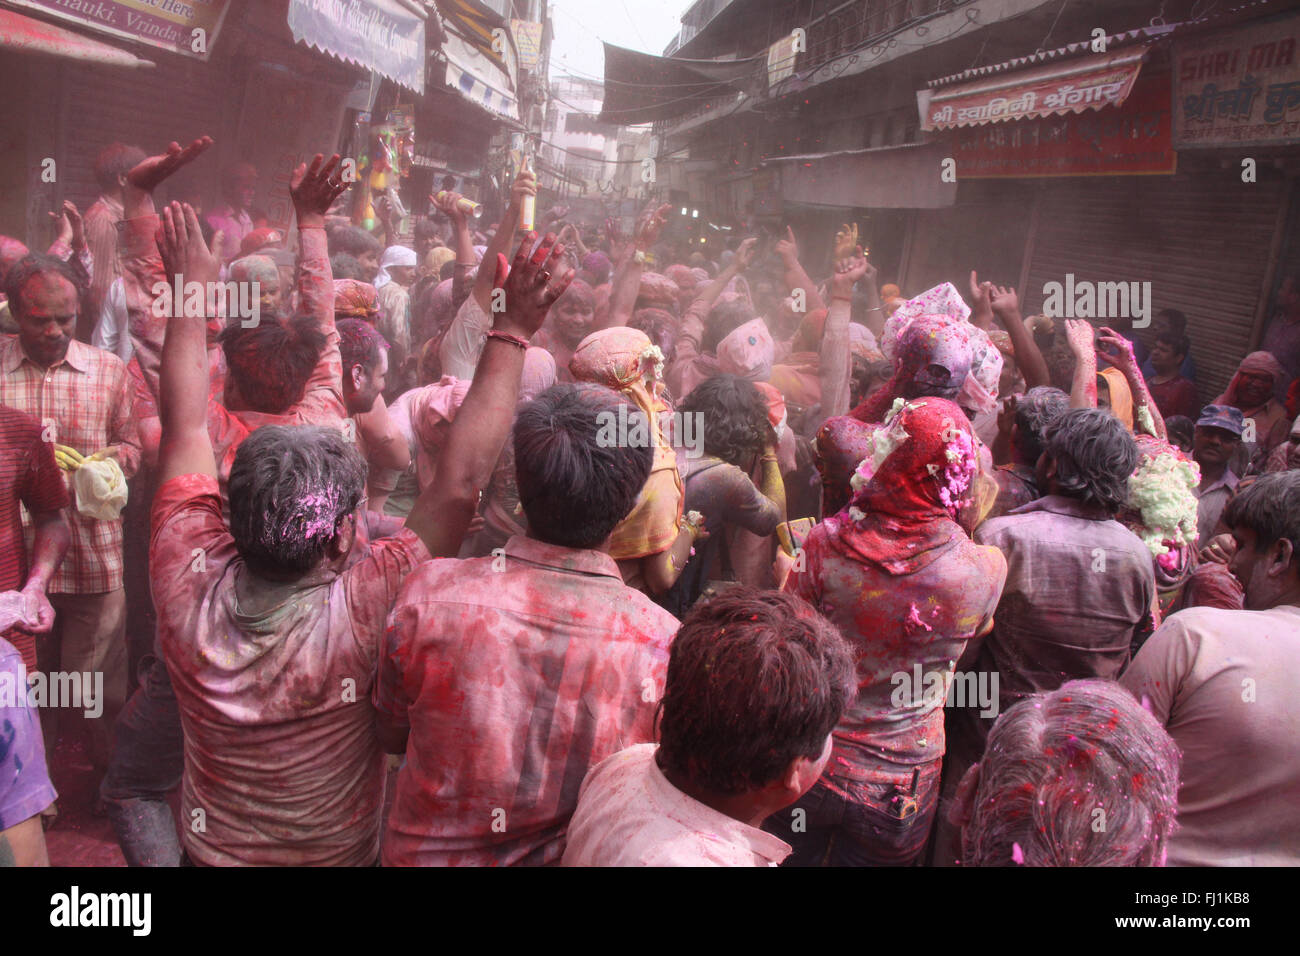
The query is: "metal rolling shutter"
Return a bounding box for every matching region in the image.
[1024,163,1287,400]
[60,56,232,213]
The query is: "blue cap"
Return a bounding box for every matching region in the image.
[1195,404,1244,436]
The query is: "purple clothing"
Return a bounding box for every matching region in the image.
[0,637,56,829]
[962,495,1155,749]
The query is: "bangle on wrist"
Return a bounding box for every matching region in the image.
[486,329,529,350]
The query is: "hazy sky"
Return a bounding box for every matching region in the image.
[547,0,690,83]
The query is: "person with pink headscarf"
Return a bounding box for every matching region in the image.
[569,327,694,595]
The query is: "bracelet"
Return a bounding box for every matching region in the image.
[486,329,529,350]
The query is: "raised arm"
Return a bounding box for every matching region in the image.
[986,278,1051,390]
[1098,325,1167,440]
[156,202,221,484]
[603,203,670,330]
[120,137,215,403]
[774,226,826,314]
[403,232,573,558]
[288,155,350,421]
[1064,318,1098,410]
[471,167,536,315]
[819,249,872,423]
[678,236,759,360]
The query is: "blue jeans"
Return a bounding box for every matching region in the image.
[99,649,184,867]
[764,767,941,867]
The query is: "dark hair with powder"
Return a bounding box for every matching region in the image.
[4,255,83,313]
[329,225,381,259]
[1044,407,1138,514]
[513,383,653,549]
[1223,470,1300,561]
[656,588,855,795]
[330,253,365,281]
[227,425,367,574]
[1014,386,1070,464]
[93,143,147,192]
[219,314,327,415]
[678,374,768,466]
[963,679,1180,867]
[338,318,388,376]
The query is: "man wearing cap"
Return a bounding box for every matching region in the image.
[1192,404,1243,548]
[206,162,258,264]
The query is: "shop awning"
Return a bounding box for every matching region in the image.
[763,142,956,210]
[288,0,428,94]
[919,46,1149,131]
[599,42,760,125]
[441,29,519,121]
[0,8,154,67]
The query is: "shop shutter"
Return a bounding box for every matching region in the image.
[1024,161,1288,400]
[60,55,232,213]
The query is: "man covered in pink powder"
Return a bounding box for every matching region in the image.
[375,380,681,866]
[147,172,575,864]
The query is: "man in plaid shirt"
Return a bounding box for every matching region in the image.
[0,254,139,787]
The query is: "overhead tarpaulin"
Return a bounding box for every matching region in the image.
[288,0,427,94]
[7,0,228,60]
[765,142,957,210]
[919,47,1149,132]
[599,42,760,125]
[0,8,155,67]
[441,29,519,121]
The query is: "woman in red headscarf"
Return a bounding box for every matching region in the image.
[771,397,1007,866]
[1215,350,1292,470]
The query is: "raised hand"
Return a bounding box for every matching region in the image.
[733,236,760,272]
[833,222,859,260]
[493,232,574,339]
[432,189,470,224]
[157,201,222,291]
[1097,325,1138,374]
[635,203,672,251]
[831,247,872,294]
[1064,318,1096,359]
[989,283,1020,321]
[128,137,214,193]
[290,154,349,227]
[775,226,799,264]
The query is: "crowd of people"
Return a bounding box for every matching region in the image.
[0,133,1298,867]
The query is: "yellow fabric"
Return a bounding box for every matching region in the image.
[570,328,683,560]
[1099,366,1134,432]
[73,457,128,520]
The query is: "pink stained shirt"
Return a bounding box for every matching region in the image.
[150,472,431,866]
[1121,603,1300,866]
[375,534,679,866]
[561,744,791,867]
